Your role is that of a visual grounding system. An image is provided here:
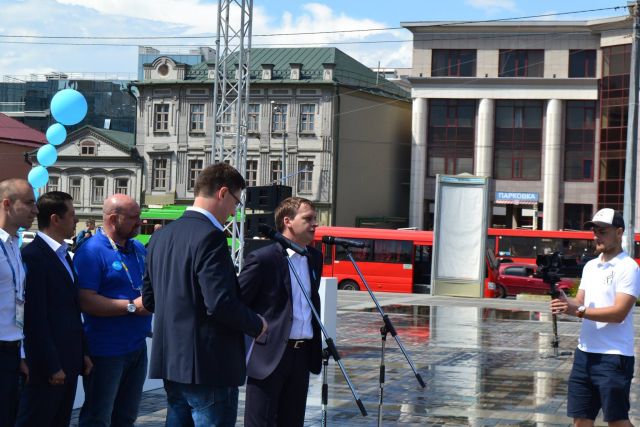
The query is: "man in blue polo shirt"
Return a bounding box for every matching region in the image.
[75,194,151,427]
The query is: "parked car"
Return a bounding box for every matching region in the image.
[495,263,575,298]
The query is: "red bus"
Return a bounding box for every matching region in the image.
[487,228,640,265]
[313,226,498,296]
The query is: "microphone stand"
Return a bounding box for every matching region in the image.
[282,247,368,418]
[340,245,425,427]
[320,349,329,427]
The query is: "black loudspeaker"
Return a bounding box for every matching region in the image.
[243,238,273,257]
[245,213,275,238]
[245,185,292,211]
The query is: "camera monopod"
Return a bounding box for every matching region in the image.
[322,236,425,427]
[538,254,573,359]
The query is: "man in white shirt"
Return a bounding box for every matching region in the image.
[239,197,323,427]
[0,178,38,426]
[551,208,640,427]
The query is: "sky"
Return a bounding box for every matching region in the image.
[0,0,632,79]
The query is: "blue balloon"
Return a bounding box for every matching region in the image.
[28,166,49,189]
[33,188,39,201]
[37,144,58,167]
[46,123,67,146]
[50,88,87,126]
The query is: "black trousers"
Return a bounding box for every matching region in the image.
[244,341,312,427]
[15,378,78,427]
[0,344,21,427]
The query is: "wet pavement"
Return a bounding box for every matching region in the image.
[70,292,640,426]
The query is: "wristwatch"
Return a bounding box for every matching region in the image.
[576,305,586,319]
[126,300,136,314]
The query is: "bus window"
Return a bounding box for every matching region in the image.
[335,239,372,262]
[373,240,412,263]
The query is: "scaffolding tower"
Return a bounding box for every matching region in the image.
[212,0,253,269]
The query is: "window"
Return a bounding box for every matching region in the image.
[115,178,129,195]
[499,50,544,77]
[154,104,170,132]
[299,104,315,132]
[69,177,81,203]
[246,159,258,186]
[372,240,412,264]
[569,50,596,78]
[270,160,282,183]
[297,161,313,193]
[427,99,475,176]
[46,176,59,192]
[188,159,203,190]
[494,100,543,180]
[565,101,595,181]
[431,49,476,77]
[336,240,372,262]
[80,141,96,156]
[190,104,205,132]
[272,104,287,132]
[153,158,168,190]
[248,104,260,132]
[599,44,631,210]
[91,178,105,204]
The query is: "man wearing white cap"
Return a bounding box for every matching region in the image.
[551,208,640,427]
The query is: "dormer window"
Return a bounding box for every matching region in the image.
[80,141,96,156]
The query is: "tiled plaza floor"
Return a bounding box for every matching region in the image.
[71,292,640,426]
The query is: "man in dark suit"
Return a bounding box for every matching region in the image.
[239,196,323,427]
[142,163,267,427]
[16,191,92,426]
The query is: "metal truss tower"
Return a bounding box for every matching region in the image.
[212,0,252,269]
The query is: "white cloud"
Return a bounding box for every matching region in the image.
[0,0,412,78]
[466,0,517,13]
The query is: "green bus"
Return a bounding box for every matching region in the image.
[137,205,244,246]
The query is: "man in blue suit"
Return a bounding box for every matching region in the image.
[16,191,92,426]
[143,163,267,427]
[239,197,323,427]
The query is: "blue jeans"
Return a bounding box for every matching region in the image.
[164,380,239,427]
[79,345,148,427]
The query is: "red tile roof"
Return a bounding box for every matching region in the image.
[0,113,46,147]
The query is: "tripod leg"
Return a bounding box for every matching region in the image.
[378,326,388,427]
[321,349,329,427]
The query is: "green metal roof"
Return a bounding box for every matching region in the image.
[68,125,135,152]
[137,47,409,100]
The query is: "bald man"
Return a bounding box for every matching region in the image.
[0,179,37,426]
[74,194,152,427]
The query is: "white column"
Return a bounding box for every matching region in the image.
[475,98,494,177]
[543,99,563,230]
[410,98,428,229]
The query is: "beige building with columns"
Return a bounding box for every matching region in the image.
[403,13,637,231]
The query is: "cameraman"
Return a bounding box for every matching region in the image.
[550,208,639,427]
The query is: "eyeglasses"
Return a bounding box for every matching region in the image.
[229,191,243,208]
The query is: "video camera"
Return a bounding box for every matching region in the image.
[536,252,563,298]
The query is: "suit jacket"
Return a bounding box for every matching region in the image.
[142,210,263,386]
[239,242,323,380]
[22,235,85,384]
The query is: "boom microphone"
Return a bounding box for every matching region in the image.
[322,236,366,248]
[258,224,309,256]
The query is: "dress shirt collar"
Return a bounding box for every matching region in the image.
[37,231,68,255]
[0,227,14,244]
[186,206,224,231]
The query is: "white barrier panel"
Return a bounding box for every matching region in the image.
[72,336,163,409]
[319,277,338,345]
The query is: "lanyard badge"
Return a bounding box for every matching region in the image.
[101,229,144,293]
[1,239,25,329]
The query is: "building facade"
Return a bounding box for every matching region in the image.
[0,113,45,181]
[404,14,636,231]
[30,125,142,228]
[133,47,411,227]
